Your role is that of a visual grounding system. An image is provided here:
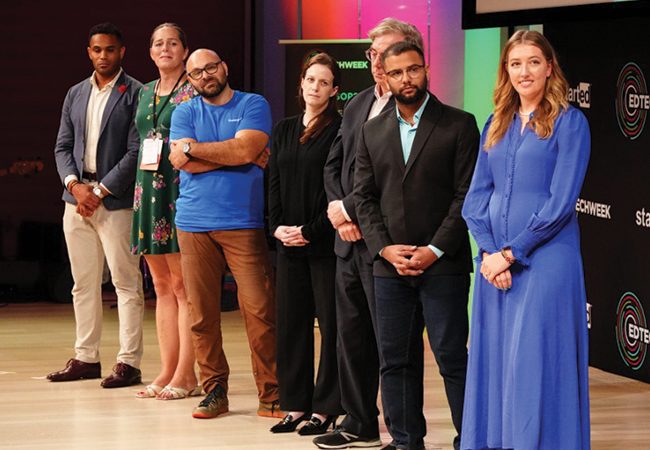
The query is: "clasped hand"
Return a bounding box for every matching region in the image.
[72,184,102,218]
[480,251,513,290]
[274,225,309,247]
[382,245,438,276]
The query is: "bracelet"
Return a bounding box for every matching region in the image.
[501,248,515,265]
[68,180,80,193]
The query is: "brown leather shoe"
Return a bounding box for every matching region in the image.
[100,362,142,388]
[47,358,101,382]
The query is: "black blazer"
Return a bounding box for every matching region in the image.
[323,86,395,260]
[353,94,480,277]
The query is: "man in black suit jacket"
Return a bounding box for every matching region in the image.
[354,42,479,450]
[316,19,424,450]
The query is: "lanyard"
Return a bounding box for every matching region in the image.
[152,71,185,135]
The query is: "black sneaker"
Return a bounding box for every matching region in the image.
[312,427,381,448]
[192,385,229,419]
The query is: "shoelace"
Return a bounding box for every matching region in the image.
[199,388,221,407]
[112,363,129,376]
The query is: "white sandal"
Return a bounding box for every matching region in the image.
[135,384,164,398]
[156,385,202,400]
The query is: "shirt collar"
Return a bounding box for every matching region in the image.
[373,83,392,101]
[396,92,430,126]
[90,68,123,90]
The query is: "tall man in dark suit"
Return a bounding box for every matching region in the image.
[50,23,144,388]
[354,42,479,450]
[316,19,424,450]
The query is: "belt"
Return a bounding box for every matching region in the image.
[82,171,98,182]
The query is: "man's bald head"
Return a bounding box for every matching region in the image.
[186,48,230,103]
[187,48,220,72]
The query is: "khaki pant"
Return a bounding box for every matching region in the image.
[63,202,144,367]
[178,228,278,402]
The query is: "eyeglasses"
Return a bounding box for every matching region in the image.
[188,61,223,80]
[385,65,425,82]
[364,48,379,62]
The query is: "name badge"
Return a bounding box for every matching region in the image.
[140,138,163,171]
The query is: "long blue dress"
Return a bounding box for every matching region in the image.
[460,106,591,450]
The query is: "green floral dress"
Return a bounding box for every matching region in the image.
[131,79,196,255]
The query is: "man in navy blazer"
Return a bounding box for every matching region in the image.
[50,23,144,388]
[354,42,479,450]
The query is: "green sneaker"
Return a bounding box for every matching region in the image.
[257,399,284,418]
[192,385,229,419]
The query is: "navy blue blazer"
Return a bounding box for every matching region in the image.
[54,70,142,210]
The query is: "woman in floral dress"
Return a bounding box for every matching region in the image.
[131,23,200,400]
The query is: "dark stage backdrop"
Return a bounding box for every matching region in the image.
[282,40,374,117]
[0,1,250,260]
[546,16,650,383]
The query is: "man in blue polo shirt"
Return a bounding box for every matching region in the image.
[169,48,281,420]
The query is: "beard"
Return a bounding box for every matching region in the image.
[393,81,427,105]
[196,76,226,99]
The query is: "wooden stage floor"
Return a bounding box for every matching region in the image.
[0,301,649,449]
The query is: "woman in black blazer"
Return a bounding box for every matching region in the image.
[267,52,344,436]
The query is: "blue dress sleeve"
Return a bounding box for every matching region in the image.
[505,107,591,266]
[462,115,499,260]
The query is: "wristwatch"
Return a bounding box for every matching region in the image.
[182,142,193,158]
[93,186,105,199]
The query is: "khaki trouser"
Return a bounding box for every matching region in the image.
[63,202,144,368]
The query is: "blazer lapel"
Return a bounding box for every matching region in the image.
[77,78,93,144]
[404,95,442,178]
[386,112,406,177]
[99,71,126,138]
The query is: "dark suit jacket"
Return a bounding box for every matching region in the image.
[323,85,395,261]
[54,70,142,210]
[353,94,480,278]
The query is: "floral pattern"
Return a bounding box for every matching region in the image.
[130,79,197,255]
[152,217,173,246]
[133,182,143,211]
[152,174,166,190]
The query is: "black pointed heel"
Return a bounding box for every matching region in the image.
[297,415,338,436]
[270,412,311,433]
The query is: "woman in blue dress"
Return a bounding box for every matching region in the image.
[460,30,591,450]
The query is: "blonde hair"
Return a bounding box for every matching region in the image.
[368,18,424,52]
[485,30,569,149]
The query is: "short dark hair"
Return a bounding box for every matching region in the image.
[150,22,188,49]
[89,23,124,46]
[381,41,425,68]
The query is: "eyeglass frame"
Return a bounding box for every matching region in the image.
[364,48,379,62]
[385,64,426,82]
[188,60,223,80]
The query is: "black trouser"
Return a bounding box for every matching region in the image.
[335,242,381,438]
[275,252,343,414]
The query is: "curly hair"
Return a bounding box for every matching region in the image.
[485,30,569,149]
[89,23,123,46]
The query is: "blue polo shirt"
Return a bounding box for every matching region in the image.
[170,91,272,232]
